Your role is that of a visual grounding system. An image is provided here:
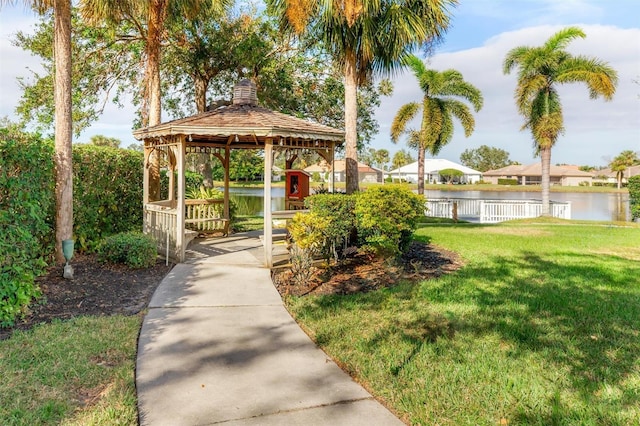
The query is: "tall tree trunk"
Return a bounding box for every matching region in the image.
[540,146,551,216]
[195,76,208,114]
[344,48,359,194]
[417,145,425,195]
[194,76,213,187]
[53,0,73,263]
[146,0,166,200]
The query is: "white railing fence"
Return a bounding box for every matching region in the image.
[425,198,571,223]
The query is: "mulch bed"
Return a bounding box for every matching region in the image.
[272,241,463,297]
[1,241,462,340]
[0,254,174,340]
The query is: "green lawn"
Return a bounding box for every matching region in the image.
[286,221,640,425]
[0,316,139,425]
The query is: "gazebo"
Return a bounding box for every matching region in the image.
[132,80,344,267]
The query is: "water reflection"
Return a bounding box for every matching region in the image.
[227,186,631,222]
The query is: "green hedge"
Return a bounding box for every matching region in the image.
[73,145,144,251]
[498,178,518,185]
[0,128,54,326]
[628,175,640,220]
[354,185,425,257]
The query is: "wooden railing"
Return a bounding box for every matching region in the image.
[144,201,179,260]
[425,198,571,223]
[185,199,229,235]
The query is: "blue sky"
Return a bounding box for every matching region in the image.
[1,0,639,167]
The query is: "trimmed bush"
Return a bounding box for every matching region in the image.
[304,193,356,261]
[73,145,144,251]
[354,185,425,257]
[498,178,518,185]
[97,232,157,268]
[628,175,640,220]
[0,127,53,326]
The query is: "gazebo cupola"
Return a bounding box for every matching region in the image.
[133,80,344,266]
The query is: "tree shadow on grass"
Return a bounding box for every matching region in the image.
[292,248,640,423]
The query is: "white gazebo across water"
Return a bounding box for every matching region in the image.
[133,80,344,266]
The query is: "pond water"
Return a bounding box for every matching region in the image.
[227,187,632,222]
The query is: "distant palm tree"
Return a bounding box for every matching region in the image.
[391,55,482,194]
[610,150,639,189]
[2,0,74,262]
[504,26,617,215]
[268,0,456,194]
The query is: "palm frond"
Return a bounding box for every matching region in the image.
[390,102,420,143]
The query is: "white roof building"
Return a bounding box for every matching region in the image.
[388,159,482,184]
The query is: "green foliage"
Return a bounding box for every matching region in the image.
[0,128,52,326]
[73,145,144,251]
[498,178,518,185]
[354,185,425,257]
[161,169,204,199]
[97,232,157,268]
[628,175,640,220]
[304,194,357,261]
[287,212,329,285]
[439,168,464,183]
[460,145,513,172]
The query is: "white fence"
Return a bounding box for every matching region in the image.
[425,198,571,223]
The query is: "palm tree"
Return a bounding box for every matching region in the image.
[390,55,482,195]
[2,0,74,262]
[80,0,229,199]
[503,26,617,215]
[268,0,456,194]
[610,150,639,189]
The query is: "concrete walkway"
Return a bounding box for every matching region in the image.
[136,231,404,425]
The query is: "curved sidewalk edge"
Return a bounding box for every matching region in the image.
[136,259,404,425]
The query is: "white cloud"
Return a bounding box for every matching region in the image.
[372,24,640,167]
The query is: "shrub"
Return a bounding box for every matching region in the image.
[97,232,157,268]
[354,185,425,257]
[498,178,518,185]
[628,175,640,220]
[73,145,144,251]
[287,212,329,284]
[304,193,356,261]
[0,127,53,326]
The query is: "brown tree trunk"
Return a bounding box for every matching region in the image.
[194,76,213,187]
[344,48,359,194]
[147,0,166,201]
[53,0,73,263]
[540,146,551,216]
[417,145,425,195]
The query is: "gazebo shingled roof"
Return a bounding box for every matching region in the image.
[133,79,344,266]
[133,104,344,144]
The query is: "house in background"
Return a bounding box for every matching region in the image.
[592,164,640,186]
[304,159,384,183]
[387,159,482,184]
[483,163,594,186]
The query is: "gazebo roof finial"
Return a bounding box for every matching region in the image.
[233,79,258,106]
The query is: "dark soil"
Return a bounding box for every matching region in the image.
[272,241,463,297]
[2,241,462,340]
[0,254,174,340]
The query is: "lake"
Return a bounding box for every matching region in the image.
[227,187,632,222]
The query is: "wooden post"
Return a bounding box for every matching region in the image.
[176,139,186,262]
[329,143,335,192]
[264,139,273,268]
[224,145,230,220]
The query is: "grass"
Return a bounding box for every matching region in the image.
[0,316,140,425]
[285,221,640,425]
